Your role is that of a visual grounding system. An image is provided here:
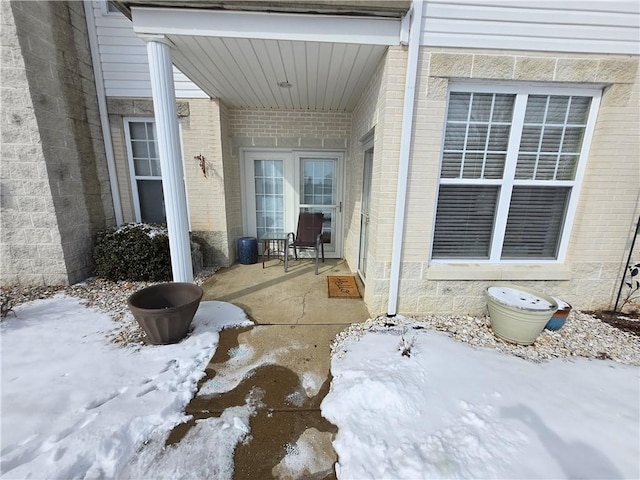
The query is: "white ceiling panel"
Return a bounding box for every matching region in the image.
[168,35,389,111]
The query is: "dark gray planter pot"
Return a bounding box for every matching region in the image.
[127,282,203,345]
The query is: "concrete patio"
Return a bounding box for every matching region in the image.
[169,258,370,479]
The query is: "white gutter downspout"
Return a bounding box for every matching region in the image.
[387,0,423,316]
[84,0,124,225]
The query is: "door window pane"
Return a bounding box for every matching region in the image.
[302,159,335,207]
[254,159,284,240]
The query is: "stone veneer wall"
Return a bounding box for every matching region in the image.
[1,0,114,285]
[390,48,640,315]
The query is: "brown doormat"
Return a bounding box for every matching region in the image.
[327,276,361,298]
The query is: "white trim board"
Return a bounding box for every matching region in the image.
[131,7,401,45]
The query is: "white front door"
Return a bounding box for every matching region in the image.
[243,150,343,257]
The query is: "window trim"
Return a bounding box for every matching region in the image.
[124,117,164,223]
[430,82,602,265]
[100,1,123,16]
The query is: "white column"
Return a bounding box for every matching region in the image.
[144,36,193,283]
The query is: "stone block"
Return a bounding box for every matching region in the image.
[602,83,634,107]
[16,196,48,212]
[514,56,555,81]
[426,77,448,99]
[275,137,300,148]
[252,137,276,147]
[1,123,32,144]
[472,55,515,80]
[231,136,253,147]
[399,261,423,279]
[106,98,134,115]
[10,244,38,259]
[42,273,68,285]
[417,295,454,314]
[30,212,59,229]
[452,296,487,316]
[2,210,32,228]
[323,138,347,149]
[555,58,598,82]
[429,53,472,78]
[24,228,54,244]
[32,257,66,274]
[0,228,25,243]
[300,137,323,148]
[437,280,487,297]
[396,294,418,312]
[132,99,154,115]
[176,101,190,117]
[596,58,639,84]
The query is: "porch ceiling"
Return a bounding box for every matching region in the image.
[130,6,404,111]
[170,37,388,111]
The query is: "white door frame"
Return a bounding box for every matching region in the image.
[241,148,345,258]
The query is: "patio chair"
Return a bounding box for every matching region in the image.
[287,212,325,275]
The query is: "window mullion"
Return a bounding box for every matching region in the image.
[490,93,528,261]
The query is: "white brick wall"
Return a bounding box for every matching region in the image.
[345,46,408,312]
[228,109,351,151]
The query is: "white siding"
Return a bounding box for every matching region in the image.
[421,0,640,55]
[91,2,207,98]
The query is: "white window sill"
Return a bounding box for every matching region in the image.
[426,263,572,281]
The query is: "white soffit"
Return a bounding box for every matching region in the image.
[131,6,399,110]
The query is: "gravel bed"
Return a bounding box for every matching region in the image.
[331,312,640,366]
[1,268,218,346]
[4,276,640,365]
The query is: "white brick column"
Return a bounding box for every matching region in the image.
[144,36,193,282]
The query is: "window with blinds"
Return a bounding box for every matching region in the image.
[124,119,166,224]
[432,86,599,262]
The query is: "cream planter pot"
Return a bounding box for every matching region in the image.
[486,285,558,346]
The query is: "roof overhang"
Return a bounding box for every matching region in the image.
[130,5,407,110]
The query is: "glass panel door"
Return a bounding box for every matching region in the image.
[358,148,373,280]
[298,155,342,256]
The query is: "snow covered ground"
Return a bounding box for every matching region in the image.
[322,322,640,479]
[0,295,251,479]
[3,296,639,479]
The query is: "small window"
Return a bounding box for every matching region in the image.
[124,119,166,224]
[432,85,600,263]
[102,1,122,15]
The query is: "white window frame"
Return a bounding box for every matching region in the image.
[100,1,123,16]
[123,117,189,226]
[430,82,603,265]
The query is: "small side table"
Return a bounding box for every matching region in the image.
[261,231,290,271]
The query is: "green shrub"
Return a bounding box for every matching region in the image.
[93,223,172,281]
